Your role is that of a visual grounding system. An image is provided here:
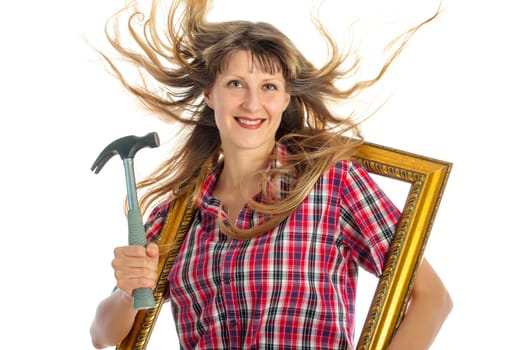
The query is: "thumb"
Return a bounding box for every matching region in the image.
[146,242,159,259]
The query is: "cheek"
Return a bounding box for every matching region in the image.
[212,106,233,136]
[270,110,283,129]
[269,100,287,120]
[213,113,226,133]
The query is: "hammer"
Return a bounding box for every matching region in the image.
[91,131,160,310]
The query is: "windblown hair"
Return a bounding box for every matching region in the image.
[100,0,438,240]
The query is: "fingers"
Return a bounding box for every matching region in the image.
[111,244,159,296]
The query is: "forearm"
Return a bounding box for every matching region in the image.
[387,289,452,350]
[90,289,138,349]
[387,259,453,350]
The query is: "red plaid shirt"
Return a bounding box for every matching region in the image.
[146,144,400,349]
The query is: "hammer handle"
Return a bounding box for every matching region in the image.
[128,208,156,310]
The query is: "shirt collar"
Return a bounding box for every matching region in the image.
[196,142,290,214]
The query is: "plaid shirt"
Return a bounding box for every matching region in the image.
[146,144,400,349]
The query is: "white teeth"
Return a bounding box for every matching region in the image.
[236,118,263,126]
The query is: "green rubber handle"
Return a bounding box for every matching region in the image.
[128,208,155,310]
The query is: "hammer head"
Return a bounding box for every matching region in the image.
[91,132,160,174]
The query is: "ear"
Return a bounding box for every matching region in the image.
[203,89,214,109]
[283,93,291,112]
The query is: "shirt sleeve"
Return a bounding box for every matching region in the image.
[144,199,173,243]
[339,161,401,276]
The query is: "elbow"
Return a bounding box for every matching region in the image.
[90,322,121,350]
[90,332,119,350]
[90,323,107,349]
[413,259,453,319]
[442,287,454,317]
[423,278,454,320]
[428,272,453,318]
[427,280,453,318]
[91,342,106,350]
[90,334,105,349]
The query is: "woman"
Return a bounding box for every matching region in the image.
[90,0,452,349]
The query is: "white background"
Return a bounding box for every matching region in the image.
[1,0,523,349]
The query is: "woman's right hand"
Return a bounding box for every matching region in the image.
[91,242,160,348]
[111,242,160,297]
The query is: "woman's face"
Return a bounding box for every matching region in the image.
[204,50,290,157]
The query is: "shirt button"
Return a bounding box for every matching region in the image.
[229,319,237,327]
[223,277,231,284]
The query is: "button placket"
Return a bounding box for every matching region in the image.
[222,239,240,347]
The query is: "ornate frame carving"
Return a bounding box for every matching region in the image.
[116,141,452,350]
[352,142,452,349]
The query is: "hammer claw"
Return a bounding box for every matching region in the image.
[90,149,118,174]
[90,132,160,174]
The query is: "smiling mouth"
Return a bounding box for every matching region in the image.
[235,117,265,126]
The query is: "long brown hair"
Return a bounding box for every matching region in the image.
[99,0,439,239]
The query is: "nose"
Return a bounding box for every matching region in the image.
[241,89,262,113]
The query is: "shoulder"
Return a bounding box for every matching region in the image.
[145,198,175,242]
[313,160,373,199]
[325,159,370,182]
[331,159,386,203]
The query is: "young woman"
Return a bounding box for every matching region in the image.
[90,1,452,349]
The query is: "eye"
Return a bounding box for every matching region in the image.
[263,83,278,91]
[227,80,243,88]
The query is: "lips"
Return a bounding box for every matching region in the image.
[235,117,265,127]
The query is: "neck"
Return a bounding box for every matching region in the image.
[217,143,274,191]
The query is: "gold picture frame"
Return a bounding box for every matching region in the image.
[116,141,452,350]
